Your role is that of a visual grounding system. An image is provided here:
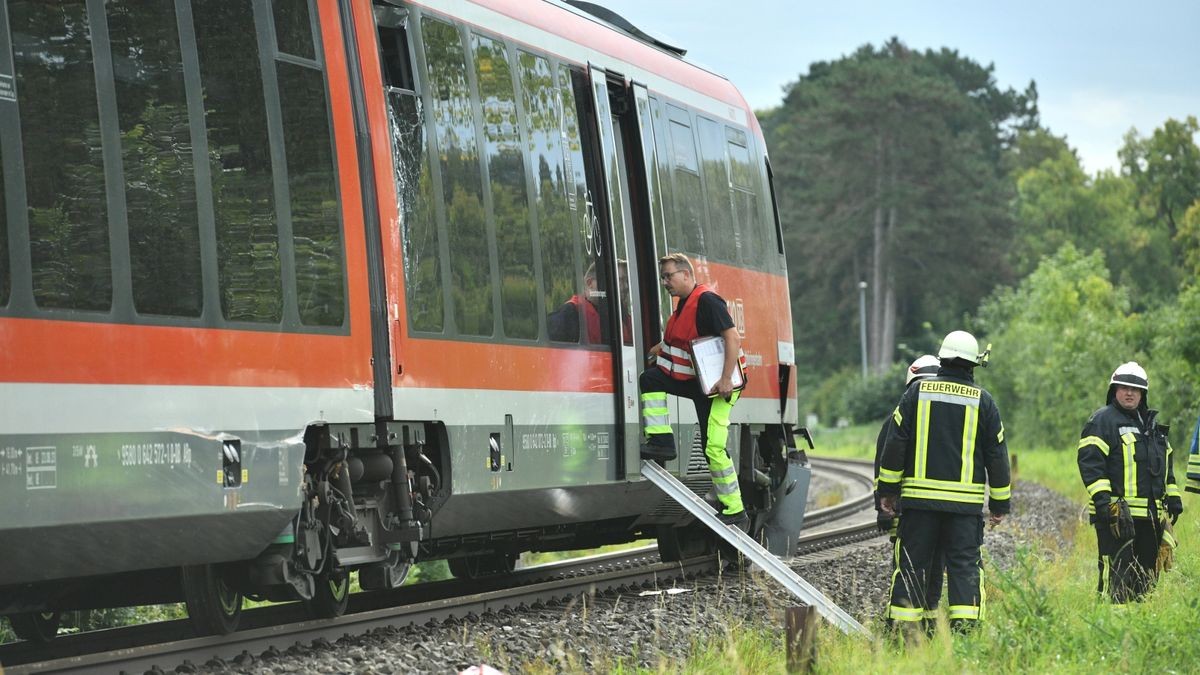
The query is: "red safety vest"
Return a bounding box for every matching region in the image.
[657,284,711,381]
[567,295,601,344]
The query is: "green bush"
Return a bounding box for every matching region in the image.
[805,363,908,427]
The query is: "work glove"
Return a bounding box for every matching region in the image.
[1166,496,1184,525]
[876,512,894,534]
[1108,499,1135,541]
[1157,515,1178,576]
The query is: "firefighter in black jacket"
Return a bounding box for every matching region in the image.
[1077,361,1182,603]
[878,331,1011,634]
[874,355,943,629]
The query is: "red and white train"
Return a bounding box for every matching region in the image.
[0,0,802,639]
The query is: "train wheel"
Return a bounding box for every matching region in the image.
[9,611,61,643]
[448,553,516,580]
[181,564,243,636]
[305,568,350,619]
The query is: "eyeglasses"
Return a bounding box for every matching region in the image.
[659,270,686,281]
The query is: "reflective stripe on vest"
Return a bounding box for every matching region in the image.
[658,284,712,381]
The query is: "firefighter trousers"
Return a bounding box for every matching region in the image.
[1094,516,1162,603]
[888,508,984,627]
[639,367,743,515]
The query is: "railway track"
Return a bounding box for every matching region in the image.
[1,457,880,674]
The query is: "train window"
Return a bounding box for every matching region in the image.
[0,142,7,307]
[666,106,705,257]
[194,0,282,324]
[648,95,675,328]
[390,88,442,332]
[376,6,414,92]
[473,34,535,340]
[565,67,613,347]
[726,127,760,263]
[520,52,574,343]
[697,116,734,262]
[278,60,345,327]
[107,0,203,318]
[272,0,315,60]
[12,0,112,312]
[422,18,492,336]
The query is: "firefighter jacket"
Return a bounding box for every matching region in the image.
[877,364,1011,515]
[1187,414,1200,494]
[1078,397,1180,518]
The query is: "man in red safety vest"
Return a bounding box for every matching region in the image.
[640,253,748,529]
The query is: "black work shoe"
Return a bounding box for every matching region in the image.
[640,443,676,461]
[717,510,750,532]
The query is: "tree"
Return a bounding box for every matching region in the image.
[975,244,1138,449]
[763,40,1036,377]
[1119,116,1200,241]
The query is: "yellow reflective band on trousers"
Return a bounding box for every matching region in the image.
[640,392,671,436]
[886,534,924,622]
[948,605,980,620]
[707,391,743,513]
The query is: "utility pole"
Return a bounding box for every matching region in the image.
[858,281,868,378]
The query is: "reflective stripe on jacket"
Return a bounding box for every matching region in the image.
[877,366,1012,515]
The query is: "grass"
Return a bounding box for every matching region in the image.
[625,428,1200,673]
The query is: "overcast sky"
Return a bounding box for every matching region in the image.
[594,0,1200,175]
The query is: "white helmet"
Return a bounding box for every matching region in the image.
[1109,361,1148,391]
[938,330,981,365]
[905,354,941,385]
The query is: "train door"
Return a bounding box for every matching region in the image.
[585,66,644,479]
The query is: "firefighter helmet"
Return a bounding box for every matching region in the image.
[905,354,940,385]
[1109,361,1148,391]
[937,330,981,365]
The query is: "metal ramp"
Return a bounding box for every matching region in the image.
[641,460,868,635]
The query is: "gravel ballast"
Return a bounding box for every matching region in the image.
[195,479,1079,674]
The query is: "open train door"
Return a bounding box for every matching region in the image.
[585,66,645,480]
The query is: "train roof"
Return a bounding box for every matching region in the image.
[412,0,759,133]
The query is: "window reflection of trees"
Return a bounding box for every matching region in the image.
[422,18,491,336]
[12,0,112,311]
[698,116,734,262]
[194,0,282,324]
[668,113,705,258]
[107,0,203,317]
[278,59,345,327]
[560,66,606,346]
[727,129,761,265]
[0,140,8,306]
[271,0,315,60]
[520,52,576,342]
[474,34,535,340]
